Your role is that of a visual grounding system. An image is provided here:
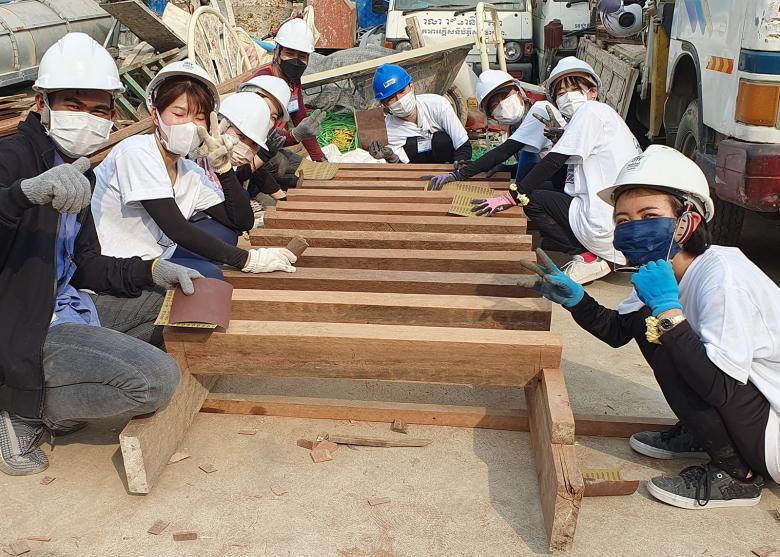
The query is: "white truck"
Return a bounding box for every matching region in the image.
[384,0,537,80]
[573,0,780,244]
[532,0,592,71]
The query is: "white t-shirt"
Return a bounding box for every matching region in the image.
[92,134,224,260]
[618,246,780,483]
[509,100,566,157]
[551,101,641,263]
[385,94,470,164]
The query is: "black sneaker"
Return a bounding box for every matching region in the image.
[0,411,49,476]
[630,423,708,459]
[647,463,764,509]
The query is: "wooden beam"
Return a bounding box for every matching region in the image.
[286,189,466,204]
[526,369,582,551]
[264,211,526,234]
[292,247,536,274]
[230,289,552,330]
[250,228,531,251]
[275,201,523,218]
[199,394,676,438]
[299,180,510,190]
[331,163,511,177]
[119,342,218,494]
[165,322,562,387]
[223,268,540,298]
[328,169,503,181]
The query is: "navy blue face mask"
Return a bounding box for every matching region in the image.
[613,217,682,267]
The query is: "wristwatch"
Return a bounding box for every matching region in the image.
[658,314,686,334]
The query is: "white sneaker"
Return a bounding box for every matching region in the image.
[562,255,611,284]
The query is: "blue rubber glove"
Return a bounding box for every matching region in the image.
[518,248,584,308]
[631,260,682,316]
[427,171,462,191]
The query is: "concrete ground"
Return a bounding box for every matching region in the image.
[2,212,779,557]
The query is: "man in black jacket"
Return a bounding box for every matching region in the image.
[0,33,200,476]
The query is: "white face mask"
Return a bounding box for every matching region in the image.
[155,110,202,157]
[492,93,526,125]
[46,109,112,158]
[387,91,416,118]
[231,140,256,168]
[556,90,589,119]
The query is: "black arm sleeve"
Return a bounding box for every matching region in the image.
[567,292,650,349]
[458,139,524,179]
[202,169,254,232]
[452,140,472,164]
[234,164,252,183]
[141,198,248,269]
[514,151,569,199]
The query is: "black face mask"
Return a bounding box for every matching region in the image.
[280,58,306,82]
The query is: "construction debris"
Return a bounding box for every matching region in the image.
[582,469,639,497]
[2,541,30,556]
[147,520,170,535]
[172,531,198,542]
[773,508,780,523]
[198,463,218,474]
[391,419,408,434]
[271,485,288,496]
[24,537,51,543]
[327,434,431,448]
[39,476,55,485]
[367,497,391,507]
[168,451,190,464]
[237,429,257,435]
[310,448,333,463]
[297,439,315,450]
[752,547,779,557]
[313,440,339,453]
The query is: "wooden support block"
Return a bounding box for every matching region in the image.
[291,247,535,274]
[299,179,510,191]
[229,290,552,330]
[391,419,408,434]
[526,369,583,552]
[276,201,523,218]
[223,268,540,298]
[264,211,526,234]
[120,362,218,494]
[147,520,170,535]
[310,448,333,463]
[250,228,530,251]
[165,323,562,387]
[201,394,675,438]
[173,531,198,542]
[286,189,464,204]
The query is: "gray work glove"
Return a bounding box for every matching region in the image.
[151,259,204,295]
[257,128,287,163]
[291,109,326,140]
[368,140,400,163]
[532,105,565,144]
[20,156,92,214]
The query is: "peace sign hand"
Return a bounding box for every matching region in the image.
[197,112,238,174]
[532,105,565,144]
[517,248,584,307]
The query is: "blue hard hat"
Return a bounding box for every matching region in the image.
[373,64,412,101]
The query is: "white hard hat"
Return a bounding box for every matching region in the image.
[545,56,602,99]
[238,75,291,122]
[598,145,715,222]
[33,32,124,96]
[145,59,220,113]
[218,92,273,149]
[275,19,315,54]
[476,69,518,112]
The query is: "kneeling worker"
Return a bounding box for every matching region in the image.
[524,145,779,509]
[370,64,471,164]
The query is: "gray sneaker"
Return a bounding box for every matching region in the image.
[647,463,764,509]
[630,423,708,459]
[0,411,49,476]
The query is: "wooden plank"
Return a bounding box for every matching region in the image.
[264,211,526,234]
[230,289,552,330]
[165,322,562,387]
[250,228,531,251]
[223,268,540,298]
[326,169,504,181]
[286,189,466,204]
[120,367,217,494]
[200,394,676,438]
[526,370,583,551]
[528,368,575,445]
[299,180,510,190]
[275,201,522,218]
[292,247,535,274]
[335,162,511,176]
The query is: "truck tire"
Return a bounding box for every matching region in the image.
[674,99,745,246]
[444,86,468,125]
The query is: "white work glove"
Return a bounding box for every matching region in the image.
[197,112,239,174]
[241,247,297,273]
[291,109,326,140]
[20,157,92,214]
[151,259,203,295]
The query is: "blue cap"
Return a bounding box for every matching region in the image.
[372,64,412,101]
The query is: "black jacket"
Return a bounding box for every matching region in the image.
[0,113,154,418]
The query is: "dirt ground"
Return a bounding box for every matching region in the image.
[1,213,779,556]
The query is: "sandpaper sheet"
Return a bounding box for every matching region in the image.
[581,468,622,481]
[155,277,233,329]
[295,159,340,180]
[438,182,494,197]
[447,191,482,217]
[355,106,388,148]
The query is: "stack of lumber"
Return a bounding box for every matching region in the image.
[0,94,35,139]
[119,163,584,551]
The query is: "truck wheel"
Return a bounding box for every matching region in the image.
[444,86,468,125]
[674,99,745,246]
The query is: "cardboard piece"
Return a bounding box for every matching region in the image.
[155,278,233,329]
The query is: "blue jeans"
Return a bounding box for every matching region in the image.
[168,217,239,280]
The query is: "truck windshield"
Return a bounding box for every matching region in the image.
[395,0,528,13]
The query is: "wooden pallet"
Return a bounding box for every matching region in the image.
[118,164,582,551]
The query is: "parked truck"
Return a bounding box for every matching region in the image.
[569,0,780,244]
